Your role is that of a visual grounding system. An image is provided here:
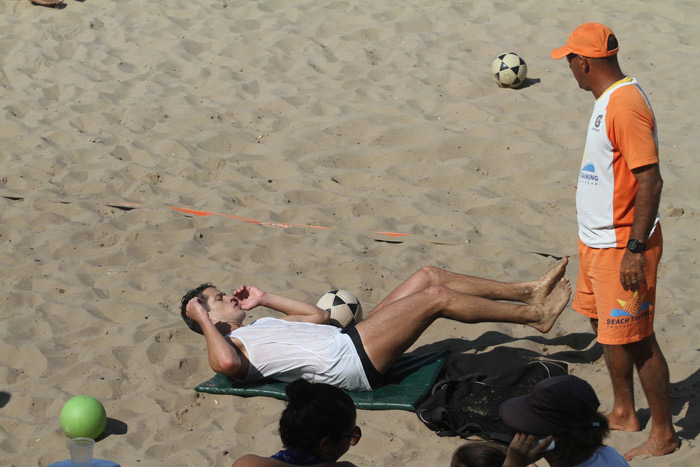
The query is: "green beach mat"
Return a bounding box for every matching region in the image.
[195,350,449,411]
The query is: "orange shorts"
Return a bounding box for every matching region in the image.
[572,226,662,345]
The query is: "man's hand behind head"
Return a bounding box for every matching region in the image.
[186,297,211,324]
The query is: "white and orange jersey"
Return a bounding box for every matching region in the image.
[576,77,660,248]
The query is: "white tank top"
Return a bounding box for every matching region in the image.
[227,317,371,391]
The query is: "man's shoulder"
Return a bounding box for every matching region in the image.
[608,81,653,115]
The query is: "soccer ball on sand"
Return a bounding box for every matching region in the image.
[316,289,363,328]
[491,52,527,88]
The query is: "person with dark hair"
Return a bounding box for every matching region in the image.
[497,375,628,466]
[233,379,358,466]
[450,441,506,467]
[551,22,678,459]
[180,282,215,334]
[450,434,555,467]
[181,259,570,391]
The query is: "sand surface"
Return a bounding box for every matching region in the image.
[1,0,699,465]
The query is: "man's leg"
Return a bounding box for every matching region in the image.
[602,342,640,432]
[622,334,679,459]
[356,262,571,373]
[373,257,569,312]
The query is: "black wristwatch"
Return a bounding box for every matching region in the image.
[627,238,646,253]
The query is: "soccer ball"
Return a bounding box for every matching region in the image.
[316,289,363,328]
[491,52,527,88]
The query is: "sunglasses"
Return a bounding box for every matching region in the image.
[340,426,362,446]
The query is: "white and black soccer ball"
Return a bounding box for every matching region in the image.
[491,52,527,88]
[316,289,363,329]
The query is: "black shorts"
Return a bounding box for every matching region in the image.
[341,325,382,389]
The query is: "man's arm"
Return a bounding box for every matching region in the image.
[235,285,330,324]
[620,163,663,292]
[261,292,330,324]
[186,298,242,377]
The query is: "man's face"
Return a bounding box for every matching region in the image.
[202,287,246,324]
[567,54,588,91]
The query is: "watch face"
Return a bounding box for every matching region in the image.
[628,239,644,252]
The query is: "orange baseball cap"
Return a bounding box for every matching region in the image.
[551,22,619,59]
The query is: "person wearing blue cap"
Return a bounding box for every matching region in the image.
[498,375,628,466]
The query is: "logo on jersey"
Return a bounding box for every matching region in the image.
[579,162,599,185]
[595,114,603,128]
[606,290,652,326]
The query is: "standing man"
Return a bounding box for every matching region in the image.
[551,23,678,459]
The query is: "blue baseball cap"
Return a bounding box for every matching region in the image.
[499,375,600,435]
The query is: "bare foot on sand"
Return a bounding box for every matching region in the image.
[624,434,680,460]
[526,256,569,305]
[529,277,571,333]
[606,411,640,432]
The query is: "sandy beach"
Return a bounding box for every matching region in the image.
[1,0,699,465]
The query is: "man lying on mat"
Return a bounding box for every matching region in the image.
[180,259,570,391]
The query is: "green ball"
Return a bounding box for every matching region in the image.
[60,395,107,439]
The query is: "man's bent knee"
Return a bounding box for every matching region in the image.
[417,265,444,284]
[419,285,450,314]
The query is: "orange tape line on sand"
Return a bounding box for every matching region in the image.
[166,205,410,238]
[1,195,412,239]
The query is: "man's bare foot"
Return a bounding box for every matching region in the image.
[529,277,571,333]
[606,411,640,432]
[624,434,680,460]
[526,256,569,305]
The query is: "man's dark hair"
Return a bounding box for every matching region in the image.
[546,412,610,466]
[180,283,215,334]
[279,379,356,453]
[598,34,620,66]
